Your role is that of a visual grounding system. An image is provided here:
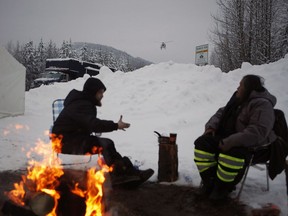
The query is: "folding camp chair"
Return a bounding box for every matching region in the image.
[237,108,288,199]
[52,99,65,123]
[236,144,271,200]
[51,99,92,165]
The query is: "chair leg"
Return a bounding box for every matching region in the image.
[199,180,203,188]
[87,155,92,163]
[236,155,254,200]
[265,162,269,191]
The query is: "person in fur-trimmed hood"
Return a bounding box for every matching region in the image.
[52,77,154,186]
[194,74,277,201]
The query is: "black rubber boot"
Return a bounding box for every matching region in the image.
[209,184,230,201]
[199,180,214,196]
[110,156,154,188]
[110,159,140,186]
[137,169,154,181]
[124,157,154,187]
[122,156,154,180]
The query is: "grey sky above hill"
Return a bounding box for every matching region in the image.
[0,0,218,64]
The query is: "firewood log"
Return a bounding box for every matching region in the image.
[26,191,55,216]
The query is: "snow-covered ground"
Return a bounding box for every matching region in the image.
[1,55,288,215]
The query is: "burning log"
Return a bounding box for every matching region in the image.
[56,168,112,216]
[2,200,38,216]
[2,168,111,216]
[3,177,56,216]
[2,134,112,216]
[56,181,86,216]
[26,191,55,216]
[2,189,86,216]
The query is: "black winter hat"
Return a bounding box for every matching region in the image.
[83,77,106,95]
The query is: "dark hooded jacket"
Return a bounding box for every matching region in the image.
[52,78,118,137]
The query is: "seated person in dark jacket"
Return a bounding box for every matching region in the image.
[52,77,154,185]
[194,74,277,200]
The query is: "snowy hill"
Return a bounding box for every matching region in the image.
[0,55,288,215]
[72,42,153,70]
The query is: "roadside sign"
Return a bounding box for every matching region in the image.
[195,44,208,66]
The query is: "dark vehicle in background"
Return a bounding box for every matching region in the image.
[45,58,115,80]
[31,71,67,88]
[31,58,116,89]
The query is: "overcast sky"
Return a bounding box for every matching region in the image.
[0,0,218,64]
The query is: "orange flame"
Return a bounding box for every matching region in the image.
[25,138,63,216]
[6,137,63,216]
[6,131,112,216]
[6,181,26,206]
[50,133,63,154]
[71,157,112,216]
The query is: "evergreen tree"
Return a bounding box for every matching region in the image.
[36,38,46,75]
[80,43,89,61]
[46,40,59,59]
[211,0,288,72]
[59,40,72,58]
[271,0,288,59]
[22,41,37,90]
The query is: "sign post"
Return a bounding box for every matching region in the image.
[195,44,209,66]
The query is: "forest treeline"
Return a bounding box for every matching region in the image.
[210,0,288,72]
[5,40,151,90]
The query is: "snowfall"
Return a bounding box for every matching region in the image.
[1,55,288,215]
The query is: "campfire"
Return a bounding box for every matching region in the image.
[3,132,112,216]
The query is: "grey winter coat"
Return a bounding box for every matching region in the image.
[205,90,277,149]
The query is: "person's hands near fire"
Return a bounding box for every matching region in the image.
[117,115,130,131]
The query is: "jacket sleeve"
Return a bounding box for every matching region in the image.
[89,118,118,133]
[223,99,275,148]
[64,101,118,133]
[205,107,224,131]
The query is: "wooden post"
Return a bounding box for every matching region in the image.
[158,135,178,182]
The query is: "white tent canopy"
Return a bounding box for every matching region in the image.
[0,47,26,118]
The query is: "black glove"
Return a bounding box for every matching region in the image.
[218,140,233,152]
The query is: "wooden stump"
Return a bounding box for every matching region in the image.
[158,142,178,182]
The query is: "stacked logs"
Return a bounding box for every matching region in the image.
[2,169,111,216]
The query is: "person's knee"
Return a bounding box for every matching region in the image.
[195,135,217,151]
[99,137,115,149]
[194,135,205,148]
